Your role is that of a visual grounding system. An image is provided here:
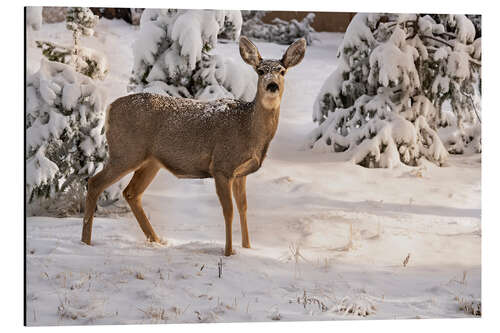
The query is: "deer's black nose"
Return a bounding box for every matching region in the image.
[266,82,279,92]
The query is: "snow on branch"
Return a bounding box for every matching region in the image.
[306,13,481,168]
[36,7,108,80]
[241,12,316,46]
[129,9,256,102]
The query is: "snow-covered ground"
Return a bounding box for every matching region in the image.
[26,19,481,325]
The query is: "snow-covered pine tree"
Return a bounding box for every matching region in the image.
[241,10,267,22]
[66,7,99,48]
[239,11,268,39]
[36,7,108,80]
[218,11,243,40]
[129,9,256,102]
[306,13,481,168]
[241,11,316,45]
[26,59,119,214]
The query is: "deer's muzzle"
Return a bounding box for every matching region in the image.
[266,82,279,93]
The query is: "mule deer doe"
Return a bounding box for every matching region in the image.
[81,37,306,256]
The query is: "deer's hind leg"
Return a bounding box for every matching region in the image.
[233,176,250,249]
[82,162,133,245]
[123,159,161,243]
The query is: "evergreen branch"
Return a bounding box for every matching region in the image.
[406,30,418,40]
[404,20,417,28]
[421,35,454,48]
[468,57,481,66]
[437,32,456,39]
[59,174,79,193]
[387,20,417,30]
[462,91,481,124]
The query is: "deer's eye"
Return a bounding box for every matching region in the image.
[257,69,264,75]
[280,70,286,76]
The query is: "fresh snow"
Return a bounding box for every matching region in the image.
[26,20,480,325]
[26,7,43,31]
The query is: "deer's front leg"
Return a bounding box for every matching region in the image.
[233,176,250,248]
[214,174,235,256]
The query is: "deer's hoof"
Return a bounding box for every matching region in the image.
[81,232,92,245]
[81,239,91,246]
[146,234,163,244]
[224,248,236,256]
[242,243,251,249]
[150,238,167,246]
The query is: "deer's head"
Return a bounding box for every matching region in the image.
[239,36,306,110]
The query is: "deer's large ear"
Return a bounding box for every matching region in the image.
[239,36,262,68]
[281,38,306,68]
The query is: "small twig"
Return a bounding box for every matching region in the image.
[289,290,328,312]
[403,253,411,267]
[289,243,308,263]
[218,257,223,278]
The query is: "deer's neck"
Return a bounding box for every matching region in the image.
[252,92,281,143]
